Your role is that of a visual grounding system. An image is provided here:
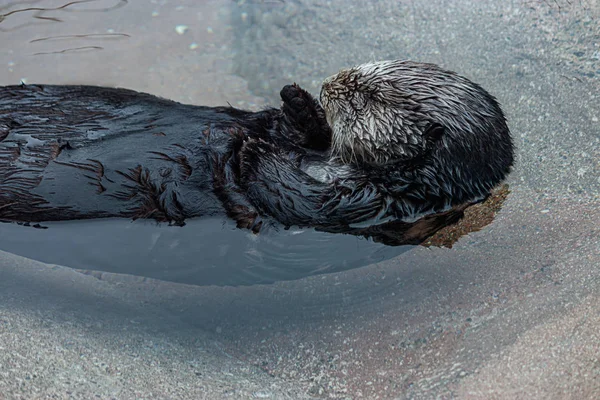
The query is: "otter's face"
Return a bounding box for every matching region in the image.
[320,61,432,166]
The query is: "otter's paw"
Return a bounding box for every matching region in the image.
[280,83,332,150]
[280,83,314,122]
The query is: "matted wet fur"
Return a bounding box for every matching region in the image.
[0,84,318,232]
[1,60,513,246]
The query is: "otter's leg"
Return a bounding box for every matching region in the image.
[212,154,264,233]
[215,186,263,233]
[279,84,332,151]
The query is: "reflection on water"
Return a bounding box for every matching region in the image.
[0,218,412,286]
[0,0,127,25]
[1,0,599,398]
[29,32,130,55]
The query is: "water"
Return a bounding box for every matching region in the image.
[1,1,599,398]
[0,218,409,286]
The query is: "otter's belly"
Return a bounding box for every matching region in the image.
[0,218,409,287]
[1,84,243,222]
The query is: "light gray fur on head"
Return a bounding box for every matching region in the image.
[320,59,503,166]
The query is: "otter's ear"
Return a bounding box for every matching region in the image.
[424,123,445,143]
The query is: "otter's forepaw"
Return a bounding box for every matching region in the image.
[280,83,332,150]
[280,83,314,122]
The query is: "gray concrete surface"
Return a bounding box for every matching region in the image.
[1,0,600,399]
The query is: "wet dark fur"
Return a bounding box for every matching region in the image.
[1,61,513,245]
[0,84,321,231]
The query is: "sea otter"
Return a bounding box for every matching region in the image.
[0,60,513,246]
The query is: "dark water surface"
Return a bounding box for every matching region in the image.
[0,219,409,286]
[1,1,599,399]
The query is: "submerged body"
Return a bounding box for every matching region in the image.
[0,60,514,247]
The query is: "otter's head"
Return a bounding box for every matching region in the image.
[320,60,448,166]
[320,60,514,205]
[321,60,502,165]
